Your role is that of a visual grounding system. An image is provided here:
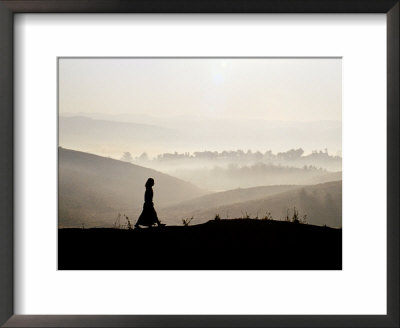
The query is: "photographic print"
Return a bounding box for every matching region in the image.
[58,58,342,270]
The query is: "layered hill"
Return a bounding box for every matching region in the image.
[160,181,341,228]
[167,165,341,191]
[58,148,206,228]
[59,116,176,157]
[58,148,341,229]
[160,184,302,220]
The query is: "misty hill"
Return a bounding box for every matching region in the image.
[160,181,341,228]
[59,219,342,270]
[160,184,302,220]
[59,148,206,228]
[167,164,341,192]
[59,116,177,157]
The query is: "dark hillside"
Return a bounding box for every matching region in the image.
[59,219,341,270]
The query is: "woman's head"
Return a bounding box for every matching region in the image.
[145,178,154,188]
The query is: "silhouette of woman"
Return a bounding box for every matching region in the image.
[135,178,165,228]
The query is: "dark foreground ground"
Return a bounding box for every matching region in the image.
[58,219,342,270]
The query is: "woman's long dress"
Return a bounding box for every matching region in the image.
[136,187,159,226]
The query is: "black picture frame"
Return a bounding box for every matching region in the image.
[0,1,398,327]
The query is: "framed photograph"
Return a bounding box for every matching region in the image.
[0,0,398,327]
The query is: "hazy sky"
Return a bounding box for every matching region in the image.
[59,58,341,122]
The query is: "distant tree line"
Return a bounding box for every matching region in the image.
[121,148,342,172]
[134,148,341,163]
